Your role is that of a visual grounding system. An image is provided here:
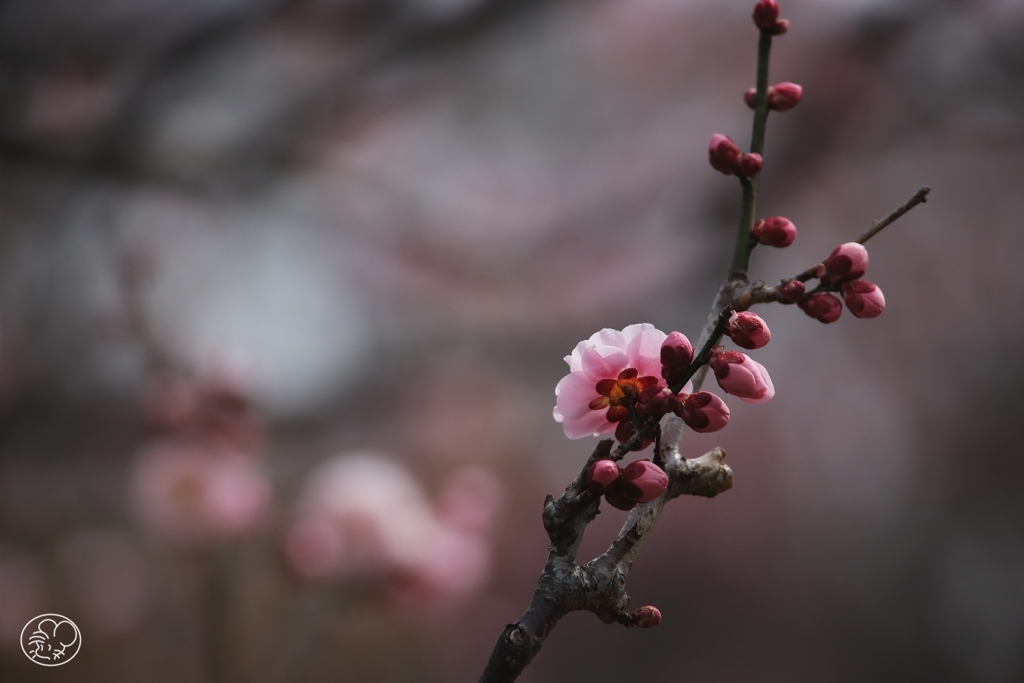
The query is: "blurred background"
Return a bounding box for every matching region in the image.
[1,0,1022,681]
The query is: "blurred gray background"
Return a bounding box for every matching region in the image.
[1,0,1023,681]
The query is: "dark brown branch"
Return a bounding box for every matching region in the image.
[741,186,932,306]
[477,446,732,683]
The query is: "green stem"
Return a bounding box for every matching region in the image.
[729,32,773,279]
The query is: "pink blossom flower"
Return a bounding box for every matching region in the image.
[708,350,775,403]
[752,216,797,248]
[799,292,843,323]
[675,391,731,433]
[130,441,273,545]
[725,311,771,349]
[841,280,885,318]
[553,324,669,439]
[743,88,758,109]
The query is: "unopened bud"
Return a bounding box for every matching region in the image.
[819,242,868,284]
[798,292,843,323]
[779,279,806,302]
[708,350,775,403]
[587,459,621,494]
[675,391,731,433]
[752,0,788,34]
[751,216,796,247]
[614,421,654,452]
[620,460,668,503]
[660,331,694,385]
[725,311,771,349]
[744,87,757,109]
[634,605,663,628]
[637,385,674,420]
[708,134,742,176]
[841,280,885,318]
[767,82,802,111]
[737,153,763,177]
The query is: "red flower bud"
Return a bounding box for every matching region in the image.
[619,460,668,503]
[819,242,868,284]
[752,0,788,34]
[708,134,741,175]
[587,459,621,494]
[841,280,885,318]
[744,87,757,109]
[660,331,694,385]
[637,385,674,420]
[752,0,780,29]
[708,350,775,403]
[634,605,662,628]
[675,391,731,433]
[779,279,805,302]
[725,311,771,349]
[767,82,802,111]
[751,216,796,247]
[798,292,843,323]
[614,421,654,452]
[737,153,763,177]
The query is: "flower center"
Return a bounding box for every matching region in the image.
[588,368,660,422]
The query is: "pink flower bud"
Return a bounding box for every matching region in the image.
[675,391,731,433]
[752,0,780,29]
[752,0,788,34]
[841,280,885,318]
[819,242,869,283]
[634,605,662,628]
[779,279,805,302]
[708,350,775,404]
[751,216,796,248]
[660,331,694,385]
[637,385,674,419]
[619,460,668,503]
[587,459,621,494]
[767,82,802,111]
[737,153,763,177]
[614,421,654,452]
[798,292,842,323]
[725,311,771,349]
[744,88,757,109]
[708,134,741,175]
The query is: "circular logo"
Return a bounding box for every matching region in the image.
[20,614,81,666]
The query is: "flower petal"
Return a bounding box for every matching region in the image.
[555,371,600,420]
[587,328,627,351]
[581,345,629,382]
[625,326,668,379]
[561,410,615,439]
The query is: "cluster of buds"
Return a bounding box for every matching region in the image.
[744,82,803,112]
[791,242,886,323]
[708,134,762,178]
[752,0,788,35]
[587,458,668,511]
